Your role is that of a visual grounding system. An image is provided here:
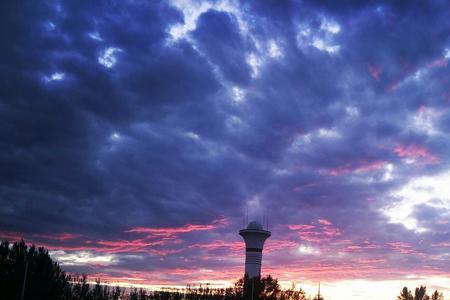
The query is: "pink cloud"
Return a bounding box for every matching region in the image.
[326,160,386,176]
[37,237,185,256]
[93,238,181,254]
[318,219,332,226]
[287,220,342,243]
[367,64,383,81]
[394,144,438,163]
[427,58,448,69]
[35,232,82,241]
[343,243,379,253]
[431,242,450,247]
[188,240,244,253]
[418,105,426,113]
[387,242,422,255]
[292,183,317,192]
[126,218,227,237]
[356,258,387,264]
[265,239,298,253]
[287,224,315,231]
[0,230,24,241]
[322,227,341,237]
[0,220,229,257]
[297,231,324,242]
[385,79,399,92]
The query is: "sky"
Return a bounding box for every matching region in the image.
[1,0,450,299]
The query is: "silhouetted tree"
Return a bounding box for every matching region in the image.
[398,287,414,300]
[430,290,443,300]
[130,288,139,300]
[0,240,71,300]
[415,286,429,300]
[280,283,306,300]
[241,275,283,300]
[80,274,90,299]
[111,286,122,300]
[138,288,148,300]
[260,275,281,300]
[92,280,104,300]
[234,276,245,299]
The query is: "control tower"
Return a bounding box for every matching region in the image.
[239,220,271,278]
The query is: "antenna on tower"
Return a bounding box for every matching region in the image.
[262,209,265,229]
[246,205,248,226]
[263,207,267,230]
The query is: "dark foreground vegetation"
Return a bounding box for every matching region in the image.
[0,240,447,300]
[397,286,445,300]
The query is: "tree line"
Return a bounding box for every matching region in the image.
[397,286,445,300]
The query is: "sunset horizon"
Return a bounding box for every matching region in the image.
[3,216,450,300]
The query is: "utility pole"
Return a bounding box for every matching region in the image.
[251,278,254,300]
[20,259,28,300]
[317,282,321,300]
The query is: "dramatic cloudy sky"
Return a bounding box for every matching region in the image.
[1,0,450,299]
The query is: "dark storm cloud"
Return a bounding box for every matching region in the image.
[0,1,229,247]
[192,9,253,85]
[1,0,450,286]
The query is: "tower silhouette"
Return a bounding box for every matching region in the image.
[239,220,271,279]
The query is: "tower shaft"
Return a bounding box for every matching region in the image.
[244,248,263,278]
